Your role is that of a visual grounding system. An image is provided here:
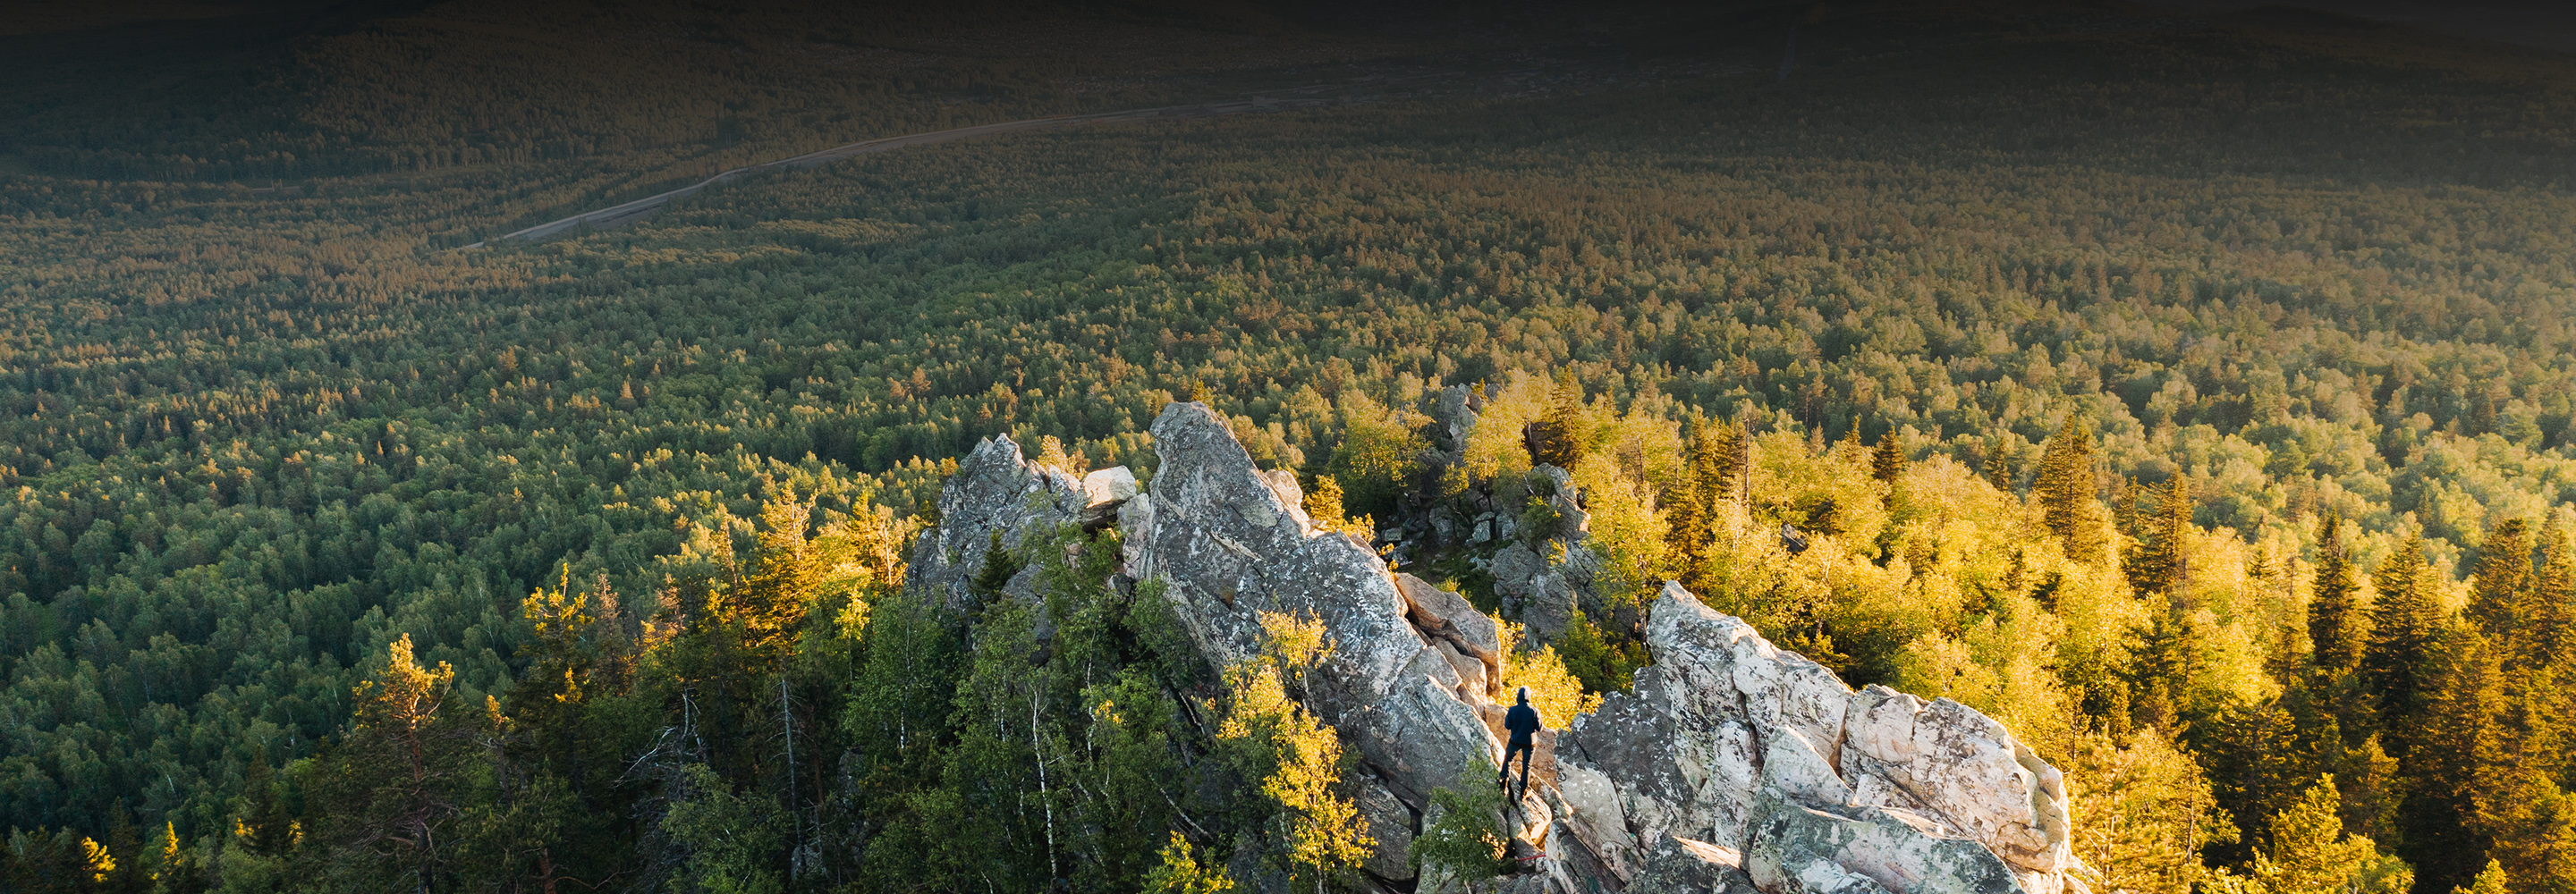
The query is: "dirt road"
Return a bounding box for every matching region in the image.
[465,97,1328,248]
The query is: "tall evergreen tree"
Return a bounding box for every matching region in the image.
[1665,417,1710,581]
[2404,631,2507,893]
[2038,418,2105,561]
[1871,432,1904,482]
[2362,536,2441,746]
[2310,514,2367,679]
[1983,434,2013,492]
[2527,519,2574,668]
[1525,369,1586,469]
[2468,519,2534,644]
[2130,476,2195,609]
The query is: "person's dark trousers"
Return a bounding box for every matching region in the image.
[1501,742,1534,797]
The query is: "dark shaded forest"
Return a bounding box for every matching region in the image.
[4,1,2575,893]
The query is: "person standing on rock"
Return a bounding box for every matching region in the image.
[1502,687,1542,798]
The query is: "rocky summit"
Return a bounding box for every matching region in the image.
[913,401,2080,894]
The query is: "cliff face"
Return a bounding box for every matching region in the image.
[912,402,2080,894]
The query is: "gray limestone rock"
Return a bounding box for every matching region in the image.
[1080,466,1140,527]
[1492,543,1545,606]
[1522,570,1577,644]
[1628,835,1760,894]
[1119,401,1495,836]
[1434,384,1480,454]
[1744,796,2021,894]
[1357,777,1419,881]
[1398,573,1503,684]
[905,434,1086,611]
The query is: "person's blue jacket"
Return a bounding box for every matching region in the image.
[1504,702,1541,747]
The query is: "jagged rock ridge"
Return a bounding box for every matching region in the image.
[910,402,2080,894]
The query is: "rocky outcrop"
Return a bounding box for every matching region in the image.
[910,403,2079,894]
[905,434,1089,611]
[1552,583,2075,894]
[1121,402,1499,814]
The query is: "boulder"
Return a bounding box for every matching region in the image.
[1522,570,1577,643]
[1744,795,2021,894]
[1838,687,2072,882]
[1080,466,1140,527]
[1552,582,2073,894]
[1491,543,1546,606]
[1397,574,1503,680]
[1434,384,1480,455]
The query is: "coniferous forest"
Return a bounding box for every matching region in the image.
[4,1,2576,893]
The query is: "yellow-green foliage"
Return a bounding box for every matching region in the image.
[2207,777,2408,894]
[1496,619,1603,724]
[1462,371,1550,486]
[1220,613,1370,890]
[1142,831,1234,894]
[1748,430,1890,544]
[2068,725,2234,894]
[1572,452,1667,609]
[1302,476,1376,541]
[1329,392,1429,517]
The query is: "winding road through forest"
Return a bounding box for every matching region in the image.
[464,96,1335,248]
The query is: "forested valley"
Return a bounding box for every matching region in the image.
[4,1,2576,893]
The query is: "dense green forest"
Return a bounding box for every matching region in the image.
[4,1,2576,892]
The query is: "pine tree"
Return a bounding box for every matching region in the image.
[2469,519,2534,643]
[1524,368,1586,469]
[2362,536,2441,745]
[733,498,821,660]
[2235,776,2405,894]
[2528,520,2573,668]
[1665,417,1708,579]
[2131,477,2195,608]
[2309,514,2367,679]
[1871,432,1903,483]
[2038,418,2105,561]
[325,634,464,894]
[2404,631,2507,892]
[1716,422,1749,504]
[1983,434,2013,492]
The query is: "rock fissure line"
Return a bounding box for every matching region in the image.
[909,401,2080,894]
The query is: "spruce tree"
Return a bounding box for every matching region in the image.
[2130,477,2194,608]
[2362,536,2441,744]
[2469,519,2534,641]
[2404,631,2507,892]
[2038,418,2104,561]
[1871,432,1903,483]
[2310,514,2367,679]
[2527,520,2573,668]
[1983,434,2012,492]
[1525,369,1585,469]
[1665,417,1709,580]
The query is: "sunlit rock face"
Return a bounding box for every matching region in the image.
[904,434,1087,611]
[1120,401,1497,822]
[1553,583,2074,894]
[914,402,2077,894]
